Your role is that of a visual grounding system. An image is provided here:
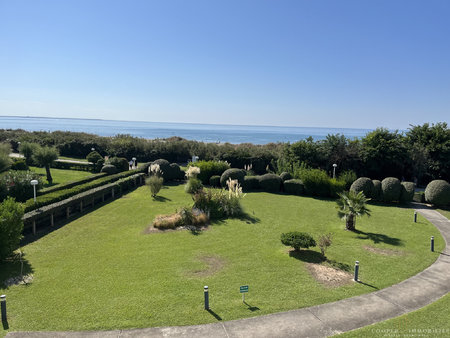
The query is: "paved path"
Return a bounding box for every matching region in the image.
[7,206,450,338]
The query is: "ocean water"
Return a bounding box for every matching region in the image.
[0,116,373,145]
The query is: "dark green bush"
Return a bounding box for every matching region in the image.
[338,170,357,190]
[283,179,305,195]
[372,180,382,201]
[0,197,24,260]
[169,163,185,180]
[108,157,129,172]
[280,232,316,251]
[413,191,425,203]
[220,168,246,187]
[329,178,346,197]
[280,172,292,182]
[38,173,107,196]
[242,176,260,191]
[152,159,171,180]
[350,177,374,197]
[381,177,402,202]
[185,178,203,194]
[0,170,42,202]
[189,160,230,184]
[86,151,103,164]
[258,173,282,192]
[425,180,450,206]
[209,175,221,187]
[400,182,415,203]
[101,164,118,174]
[300,168,331,197]
[10,159,29,171]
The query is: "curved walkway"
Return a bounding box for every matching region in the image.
[7,205,450,338]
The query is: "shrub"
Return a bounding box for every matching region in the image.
[400,182,415,203]
[413,191,425,203]
[152,159,185,181]
[152,208,209,229]
[108,157,129,172]
[101,164,118,174]
[185,166,200,179]
[242,176,260,191]
[95,159,105,172]
[0,197,24,260]
[372,180,382,201]
[152,213,182,229]
[283,179,305,195]
[209,175,221,187]
[425,180,450,206]
[185,178,203,194]
[86,151,103,164]
[146,176,164,197]
[338,170,357,190]
[280,172,292,182]
[220,168,246,187]
[189,160,230,184]
[381,177,402,202]
[280,232,316,251]
[300,168,331,197]
[350,177,374,197]
[169,163,185,180]
[318,233,333,257]
[193,187,245,219]
[329,178,346,197]
[0,170,42,202]
[258,173,282,192]
[18,142,38,165]
[10,159,29,171]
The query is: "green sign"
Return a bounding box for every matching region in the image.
[240,285,249,293]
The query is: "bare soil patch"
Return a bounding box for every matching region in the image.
[4,274,34,288]
[363,245,404,256]
[306,263,352,287]
[143,224,209,234]
[187,255,226,277]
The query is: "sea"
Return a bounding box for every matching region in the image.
[0,116,373,145]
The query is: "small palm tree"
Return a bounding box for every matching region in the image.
[336,190,371,231]
[33,146,59,184]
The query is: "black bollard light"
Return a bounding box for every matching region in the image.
[0,295,6,322]
[414,211,417,223]
[354,261,359,282]
[431,236,434,252]
[204,286,209,310]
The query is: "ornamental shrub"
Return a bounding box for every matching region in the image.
[189,160,230,184]
[258,173,282,192]
[193,188,245,219]
[413,191,425,203]
[280,172,292,182]
[209,175,221,187]
[338,170,357,190]
[185,178,203,194]
[169,163,185,180]
[350,177,374,197]
[283,179,305,195]
[280,232,316,251]
[329,178,346,197]
[10,159,29,171]
[381,177,402,202]
[101,164,118,174]
[151,159,171,180]
[86,151,103,164]
[220,168,246,187]
[242,176,260,191]
[108,157,129,172]
[425,180,450,206]
[300,168,331,197]
[146,175,164,197]
[400,182,415,203]
[0,170,42,202]
[372,180,382,201]
[0,197,24,260]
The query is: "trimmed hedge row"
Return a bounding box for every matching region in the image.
[52,160,94,171]
[24,169,144,212]
[38,173,108,196]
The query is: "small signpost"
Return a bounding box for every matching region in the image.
[240,285,249,303]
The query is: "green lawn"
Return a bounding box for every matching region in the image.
[437,208,450,220]
[339,293,450,337]
[0,184,444,335]
[30,166,94,187]
[58,156,88,162]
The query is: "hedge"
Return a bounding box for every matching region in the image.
[242,176,260,191]
[52,160,93,171]
[280,172,292,182]
[372,179,382,201]
[400,182,415,202]
[220,168,246,187]
[101,164,118,174]
[258,174,282,192]
[350,177,374,197]
[39,172,108,196]
[209,175,221,187]
[283,179,304,195]
[425,180,450,206]
[381,177,402,202]
[188,160,230,184]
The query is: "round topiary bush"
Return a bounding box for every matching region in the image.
[152,159,171,180]
[101,164,118,174]
[242,176,260,191]
[371,179,382,201]
[209,175,221,187]
[220,168,246,187]
[169,163,185,180]
[258,173,282,192]
[86,151,103,164]
[280,232,316,251]
[109,157,129,172]
[350,177,374,197]
[381,177,402,202]
[283,179,305,195]
[400,182,415,203]
[280,172,292,182]
[425,180,450,206]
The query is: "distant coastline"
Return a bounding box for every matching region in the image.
[0,115,375,145]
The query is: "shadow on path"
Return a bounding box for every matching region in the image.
[206,309,222,321]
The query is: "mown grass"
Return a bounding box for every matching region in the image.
[437,208,450,220]
[339,293,450,337]
[30,166,93,187]
[0,184,444,335]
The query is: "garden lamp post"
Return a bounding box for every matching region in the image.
[132,157,136,168]
[30,180,38,203]
[91,147,95,152]
[333,163,337,179]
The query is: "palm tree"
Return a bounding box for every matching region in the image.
[33,146,59,184]
[336,190,371,231]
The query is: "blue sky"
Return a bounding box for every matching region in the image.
[0,0,449,129]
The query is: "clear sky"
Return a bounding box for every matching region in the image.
[0,0,449,129]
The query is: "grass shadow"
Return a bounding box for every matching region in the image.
[206,309,222,321]
[0,253,34,289]
[152,195,171,202]
[326,260,352,272]
[288,249,326,263]
[237,212,260,224]
[243,301,260,312]
[353,229,403,246]
[356,280,379,290]
[2,319,9,330]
